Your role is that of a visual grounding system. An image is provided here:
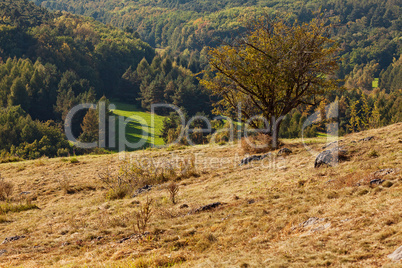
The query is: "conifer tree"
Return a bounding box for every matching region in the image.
[8,77,30,111]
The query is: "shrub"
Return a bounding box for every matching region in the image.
[241,133,275,154]
[134,197,153,233]
[0,174,14,201]
[0,201,39,214]
[368,150,379,158]
[70,157,79,164]
[166,182,179,204]
[98,165,134,200]
[58,174,73,194]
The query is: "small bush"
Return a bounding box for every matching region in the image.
[70,157,79,164]
[166,182,179,204]
[98,165,134,200]
[58,174,73,194]
[241,133,276,154]
[0,174,14,201]
[368,150,379,158]
[105,187,131,200]
[0,202,39,214]
[134,197,153,233]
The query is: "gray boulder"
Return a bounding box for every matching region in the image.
[388,246,402,261]
[359,136,375,142]
[277,148,292,156]
[240,153,271,165]
[314,147,348,168]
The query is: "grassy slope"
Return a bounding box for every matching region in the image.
[0,123,401,267]
[111,101,166,148]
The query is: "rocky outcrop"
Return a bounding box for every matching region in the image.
[2,235,25,244]
[194,202,221,213]
[240,153,271,165]
[388,246,402,261]
[132,185,153,198]
[277,148,292,156]
[359,136,375,142]
[314,147,348,168]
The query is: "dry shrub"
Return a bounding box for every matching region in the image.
[99,157,198,200]
[134,197,153,233]
[58,174,73,194]
[177,155,198,179]
[0,174,14,201]
[241,133,276,154]
[98,164,135,200]
[166,182,179,204]
[332,171,371,189]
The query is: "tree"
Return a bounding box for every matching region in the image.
[8,77,30,111]
[200,16,340,148]
[80,108,99,143]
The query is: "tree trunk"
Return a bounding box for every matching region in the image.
[271,116,283,149]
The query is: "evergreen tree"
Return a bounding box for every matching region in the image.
[79,108,99,143]
[8,77,30,111]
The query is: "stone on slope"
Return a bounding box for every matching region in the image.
[314,147,348,168]
[388,246,402,261]
[277,148,292,156]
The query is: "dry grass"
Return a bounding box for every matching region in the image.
[241,133,275,154]
[0,123,400,267]
[0,174,13,201]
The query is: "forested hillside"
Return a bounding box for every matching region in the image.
[30,0,401,125]
[1,0,401,161]
[32,0,401,80]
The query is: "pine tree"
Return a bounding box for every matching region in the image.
[360,92,371,129]
[8,77,30,111]
[370,101,381,129]
[348,100,361,133]
[80,109,99,143]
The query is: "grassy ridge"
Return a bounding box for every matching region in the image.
[111,101,166,149]
[0,123,400,266]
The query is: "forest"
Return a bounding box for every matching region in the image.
[0,0,401,161]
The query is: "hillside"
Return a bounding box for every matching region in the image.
[31,0,402,84]
[111,101,166,148]
[0,123,401,267]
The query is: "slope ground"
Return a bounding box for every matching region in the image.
[0,123,401,267]
[111,101,166,148]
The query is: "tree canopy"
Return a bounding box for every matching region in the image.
[201,16,340,147]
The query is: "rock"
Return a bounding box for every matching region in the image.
[359,136,375,142]
[247,199,255,204]
[240,153,271,165]
[301,217,325,228]
[118,232,150,243]
[314,147,348,168]
[193,202,221,213]
[277,148,292,156]
[118,237,130,243]
[370,179,384,185]
[2,235,25,244]
[0,249,6,256]
[373,168,399,177]
[179,204,189,209]
[132,185,153,198]
[311,222,331,232]
[388,246,402,261]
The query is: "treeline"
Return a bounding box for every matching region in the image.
[31,0,402,112]
[0,0,215,160]
[121,53,211,116]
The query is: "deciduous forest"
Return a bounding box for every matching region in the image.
[0,0,401,160]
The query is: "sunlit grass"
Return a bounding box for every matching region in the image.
[110,101,166,149]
